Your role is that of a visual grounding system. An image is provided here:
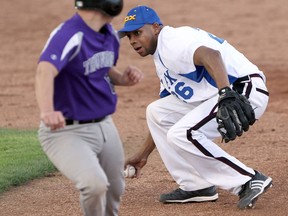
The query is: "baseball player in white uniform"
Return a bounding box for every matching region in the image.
[118,5,273,210]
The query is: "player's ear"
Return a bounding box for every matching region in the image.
[152,23,162,35]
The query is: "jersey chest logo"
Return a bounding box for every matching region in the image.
[162,70,194,102]
[83,51,114,76]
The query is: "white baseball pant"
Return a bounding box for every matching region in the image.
[146,76,268,194]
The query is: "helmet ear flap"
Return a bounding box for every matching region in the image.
[75,0,123,17]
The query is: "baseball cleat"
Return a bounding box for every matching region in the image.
[237,170,273,209]
[159,186,218,203]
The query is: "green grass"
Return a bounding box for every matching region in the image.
[0,128,57,194]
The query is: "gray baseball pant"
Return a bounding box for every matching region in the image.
[38,116,125,216]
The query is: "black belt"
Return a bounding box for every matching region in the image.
[65,117,106,125]
[236,73,264,82]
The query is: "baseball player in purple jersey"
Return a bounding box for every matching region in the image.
[119,5,272,210]
[35,1,143,215]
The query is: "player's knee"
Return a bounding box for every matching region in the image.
[166,127,181,146]
[167,126,199,149]
[77,173,109,198]
[146,102,159,123]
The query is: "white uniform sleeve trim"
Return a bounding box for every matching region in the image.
[61,32,84,62]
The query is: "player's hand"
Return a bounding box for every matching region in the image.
[121,65,143,86]
[40,111,65,131]
[125,154,148,178]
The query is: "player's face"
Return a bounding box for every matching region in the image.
[126,24,160,57]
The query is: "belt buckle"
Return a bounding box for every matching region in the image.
[65,119,80,125]
[73,120,80,124]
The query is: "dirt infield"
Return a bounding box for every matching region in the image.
[0,0,288,215]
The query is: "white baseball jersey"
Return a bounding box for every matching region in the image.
[153,26,264,102]
[147,25,269,193]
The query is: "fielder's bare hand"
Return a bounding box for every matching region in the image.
[125,154,148,178]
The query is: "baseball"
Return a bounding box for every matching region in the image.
[124,165,136,178]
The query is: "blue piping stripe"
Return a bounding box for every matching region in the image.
[160,89,171,98]
[158,53,168,69]
[179,66,238,87]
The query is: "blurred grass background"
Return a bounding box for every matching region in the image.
[0,129,56,194]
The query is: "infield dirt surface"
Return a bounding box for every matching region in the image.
[0,0,288,215]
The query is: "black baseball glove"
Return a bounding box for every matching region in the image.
[216,87,256,143]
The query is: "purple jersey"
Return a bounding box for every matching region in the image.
[39,13,119,120]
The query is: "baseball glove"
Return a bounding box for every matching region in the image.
[216,87,256,143]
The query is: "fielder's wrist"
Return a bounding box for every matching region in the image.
[218,86,232,96]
